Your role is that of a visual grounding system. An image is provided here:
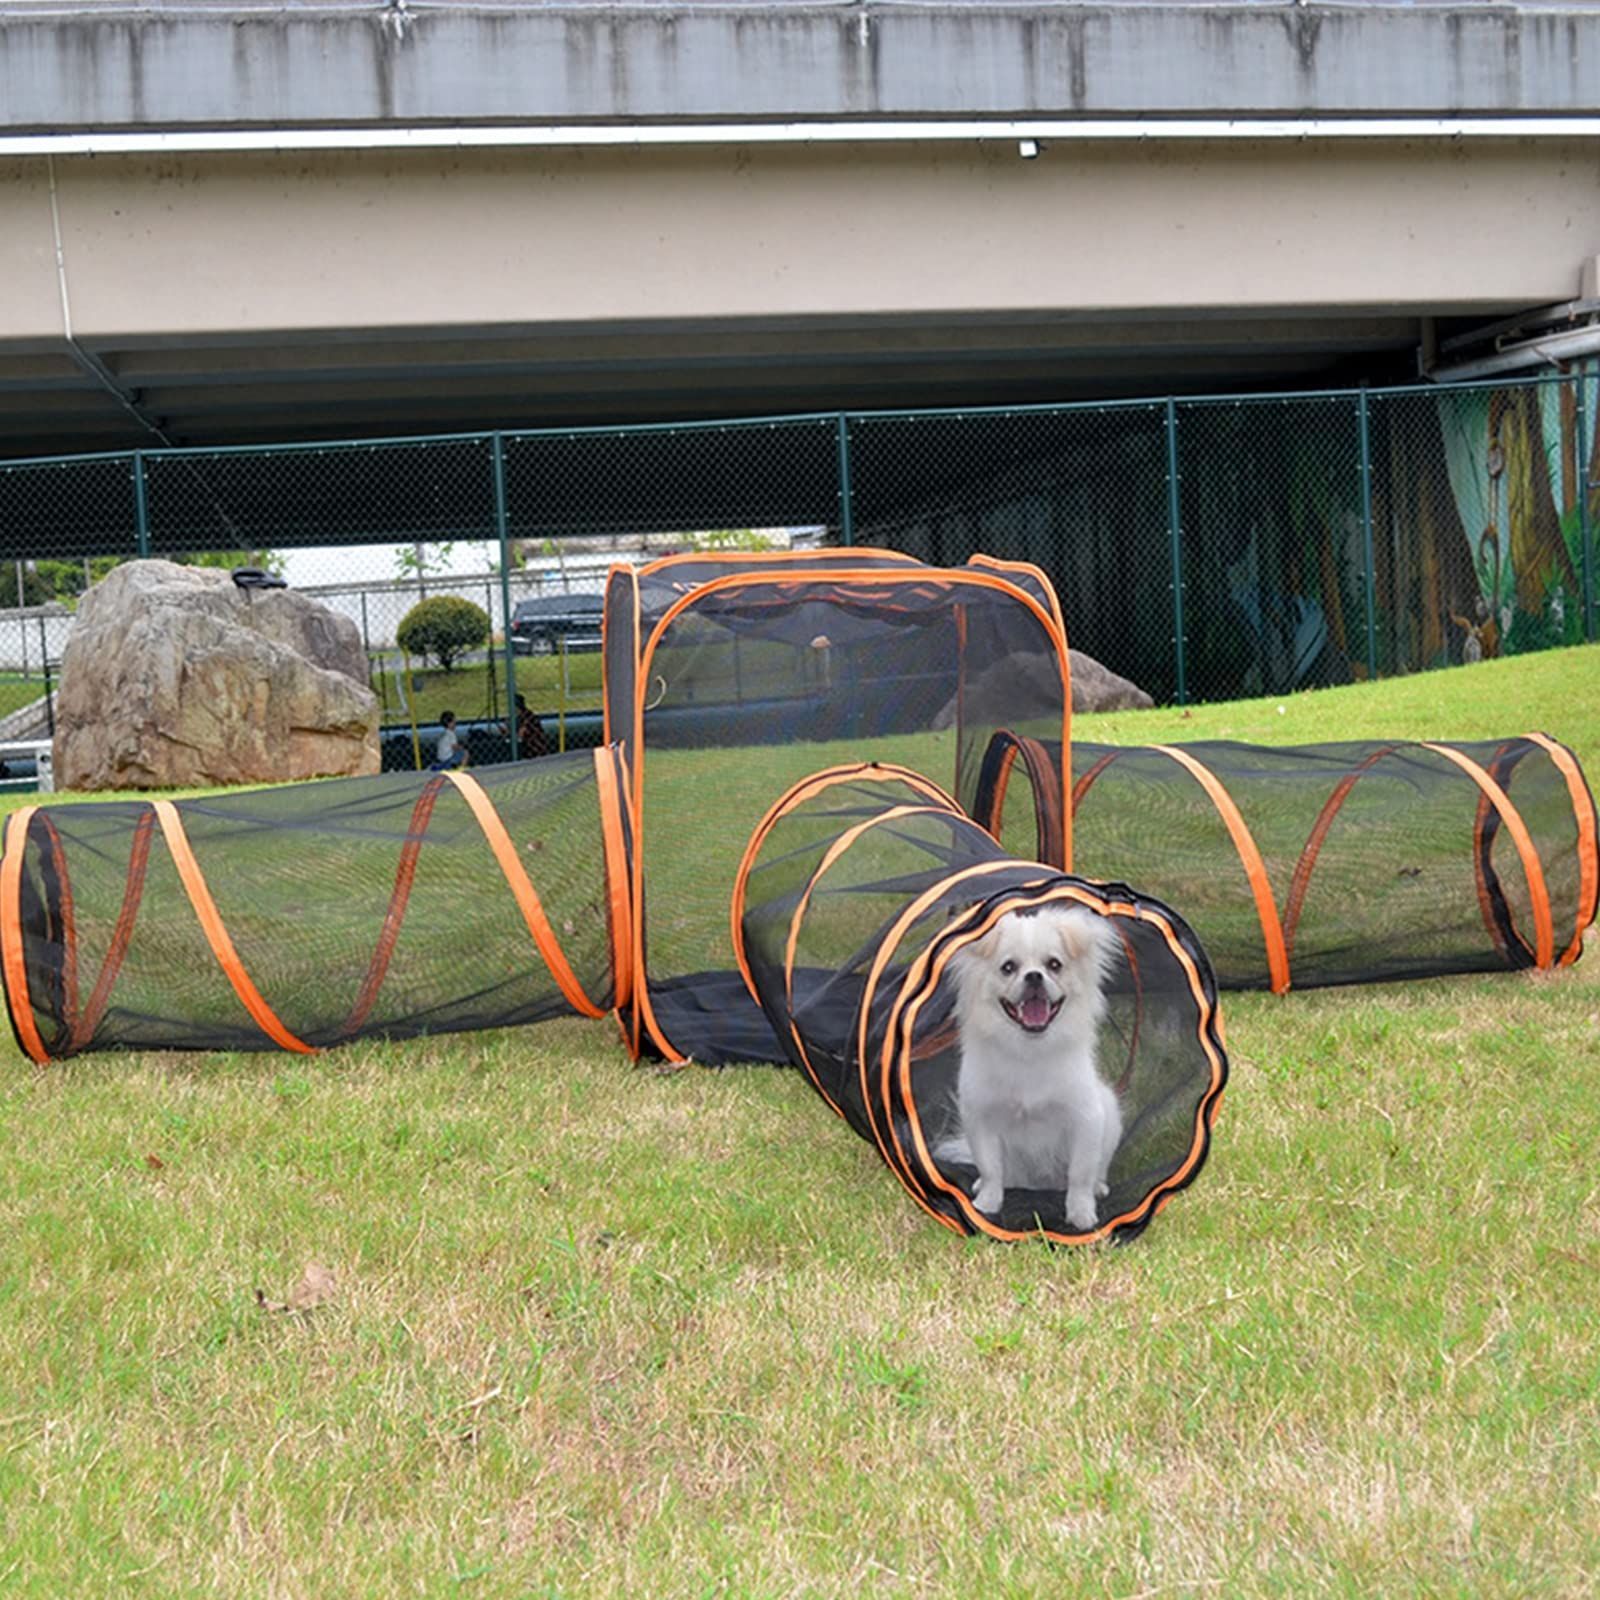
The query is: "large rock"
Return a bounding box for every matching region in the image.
[54,560,380,790]
[1067,648,1155,714]
[933,648,1154,729]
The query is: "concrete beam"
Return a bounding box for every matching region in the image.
[1,3,1597,133]
[10,140,1594,342]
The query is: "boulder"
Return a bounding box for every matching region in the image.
[54,560,380,790]
[1067,648,1155,714]
[933,649,1154,729]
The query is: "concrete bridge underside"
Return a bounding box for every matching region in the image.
[4,134,1597,456]
[1,1,1597,455]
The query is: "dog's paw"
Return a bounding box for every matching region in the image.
[1065,1194,1100,1231]
[1095,1180,1110,1199]
[972,1179,1004,1215]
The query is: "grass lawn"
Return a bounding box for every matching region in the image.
[370,651,604,730]
[0,672,49,724]
[1,645,1598,1595]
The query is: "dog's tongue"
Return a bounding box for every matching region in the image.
[1020,993,1052,1030]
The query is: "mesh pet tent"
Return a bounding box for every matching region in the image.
[973,731,1599,991]
[0,750,631,1062]
[733,762,1228,1243]
[602,551,1071,1065]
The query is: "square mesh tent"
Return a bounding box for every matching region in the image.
[600,551,1071,1065]
[734,762,1228,1244]
[971,731,1599,992]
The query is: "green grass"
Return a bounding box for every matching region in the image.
[1077,640,1600,750]
[370,652,603,729]
[1,645,1599,1595]
[0,671,49,723]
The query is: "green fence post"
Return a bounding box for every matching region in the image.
[836,414,855,544]
[132,452,150,558]
[1164,398,1187,706]
[1357,388,1380,678]
[1578,374,1595,644]
[491,434,518,760]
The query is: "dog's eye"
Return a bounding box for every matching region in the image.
[1046,956,1062,973]
[999,959,1017,976]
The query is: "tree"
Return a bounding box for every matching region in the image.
[396,595,490,671]
[18,549,285,611]
[688,528,774,552]
[395,542,457,597]
[176,549,286,577]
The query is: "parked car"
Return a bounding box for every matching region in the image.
[508,593,605,655]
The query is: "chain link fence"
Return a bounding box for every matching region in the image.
[0,373,1593,772]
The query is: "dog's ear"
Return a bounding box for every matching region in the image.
[1053,905,1121,980]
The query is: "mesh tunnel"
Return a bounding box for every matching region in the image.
[1,748,632,1062]
[604,551,1071,1066]
[973,731,1599,992]
[734,763,1227,1244]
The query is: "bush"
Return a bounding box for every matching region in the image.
[397,595,491,672]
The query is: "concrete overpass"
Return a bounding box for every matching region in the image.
[1,0,1598,455]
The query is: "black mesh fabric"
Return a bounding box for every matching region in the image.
[972,732,1600,992]
[610,552,1070,1064]
[736,765,1227,1244]
[602,565,640,755]
[1,750,630,1060]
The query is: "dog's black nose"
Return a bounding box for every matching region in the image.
[1022,969,1044,988]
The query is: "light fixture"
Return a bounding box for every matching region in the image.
[1018,138,1041,160]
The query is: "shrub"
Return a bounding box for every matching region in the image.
[397,595,491,672]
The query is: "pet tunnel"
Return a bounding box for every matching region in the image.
[602,551,1071,1065]
[0,749,632,1062]
[732,762,1228,1244]
[973,731,1599,992]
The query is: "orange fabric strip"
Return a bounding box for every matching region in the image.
[1469,743,1523,960]
[1152,744,1291,995]
[979,740,1018,843]
[1421,742,1555,968]
[71,808,157,1052]
[152,800,318,1055]
[1014,734,1065,868]
[782,802,953,1029]
[638,548,923,580]
[962,555,1073,860]
[442,771,606,1019]
[36,814,79,1042]
[1070,749,1120,817]
[1524,732,1600,966]
[1281,746,1398,961]
[1,807,50,1065]
[337,776,448,1039]
[730,761,959,1008]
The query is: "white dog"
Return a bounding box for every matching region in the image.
[940,903,1122,1231]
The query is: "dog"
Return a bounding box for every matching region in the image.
[938,902,1122,1231]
